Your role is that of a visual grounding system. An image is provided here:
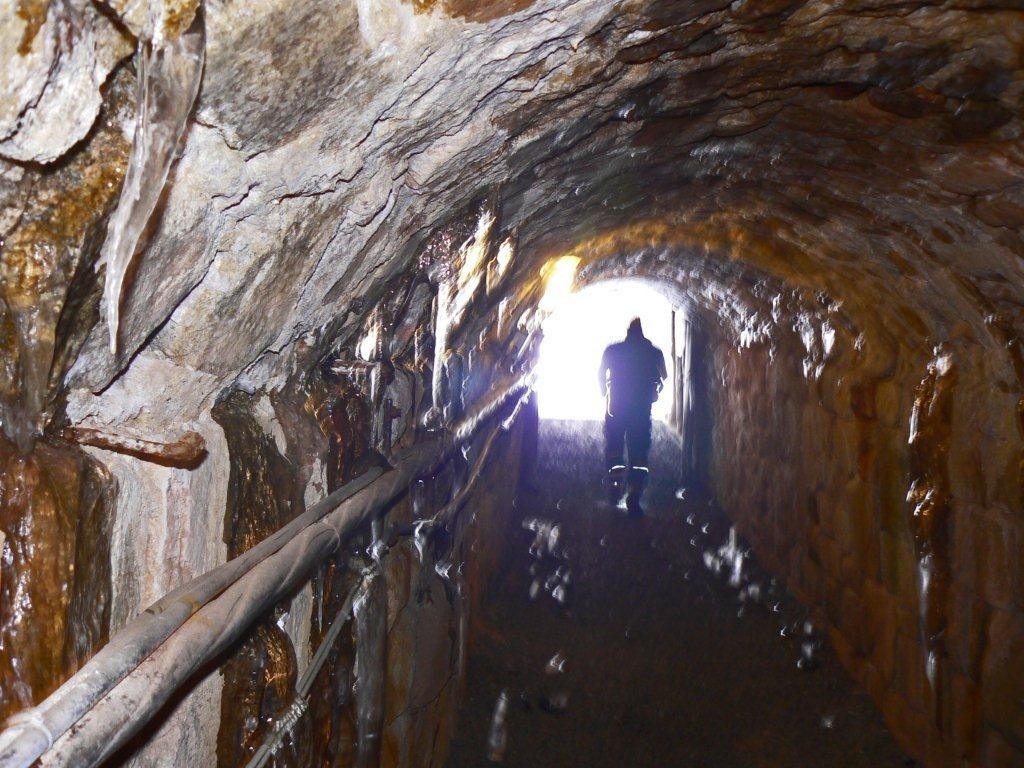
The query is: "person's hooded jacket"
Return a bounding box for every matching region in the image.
[598,320,667,418]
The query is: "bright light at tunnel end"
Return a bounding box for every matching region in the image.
[539,255,581,312]
[534,280,677,422]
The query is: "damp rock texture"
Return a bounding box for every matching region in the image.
[0,0,1022,767]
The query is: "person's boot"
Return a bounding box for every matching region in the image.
[625,466,649,518]
[607,465,626,507]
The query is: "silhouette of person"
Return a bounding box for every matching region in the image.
[598,318,667,516]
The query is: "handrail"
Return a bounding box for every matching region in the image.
[239,392,530,767]
[0,468,384,767]
[0,374,532,768]
[242,578,363,768]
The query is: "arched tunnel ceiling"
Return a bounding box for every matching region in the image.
[6,0,1022,431]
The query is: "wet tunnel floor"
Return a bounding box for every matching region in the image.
[446,420,914,768]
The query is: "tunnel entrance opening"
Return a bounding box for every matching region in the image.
[533,280,677,421]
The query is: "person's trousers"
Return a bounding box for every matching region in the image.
[603,410,652,471]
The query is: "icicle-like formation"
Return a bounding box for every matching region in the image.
[701,526,746,586]
[353,571,387,768]
[486,690,510,762]
[367,517,387,565]
[797,620,821,671]
[97,17,205,353]
[453,573,469,683]
[412,520,432,566]
[431,283,451,413]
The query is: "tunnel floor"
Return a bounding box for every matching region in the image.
[445,420,914,768]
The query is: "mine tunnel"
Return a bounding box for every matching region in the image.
[1,1,1023,767]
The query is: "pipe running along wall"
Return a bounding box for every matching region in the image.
[0,374,532,767]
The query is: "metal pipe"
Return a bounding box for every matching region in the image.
[61,426,208,468]
[39,458,424,767]
[0,467,385,768]
[0,375,531,768]
[241,395,526,768]
[432,391,529,529]
[242,580,363,768]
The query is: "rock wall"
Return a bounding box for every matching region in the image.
[188,379,527,768]
[0,436,116,722]
[379,423,525,768]
[85,416,229,768]
[706,322,1024,767]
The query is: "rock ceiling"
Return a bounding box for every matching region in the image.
[1,0,1021,445]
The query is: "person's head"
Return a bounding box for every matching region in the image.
[626,317,644,339]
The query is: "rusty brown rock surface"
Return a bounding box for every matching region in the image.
[0,64,133,451]
[210,388,303,766]
[0,435,115,722]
